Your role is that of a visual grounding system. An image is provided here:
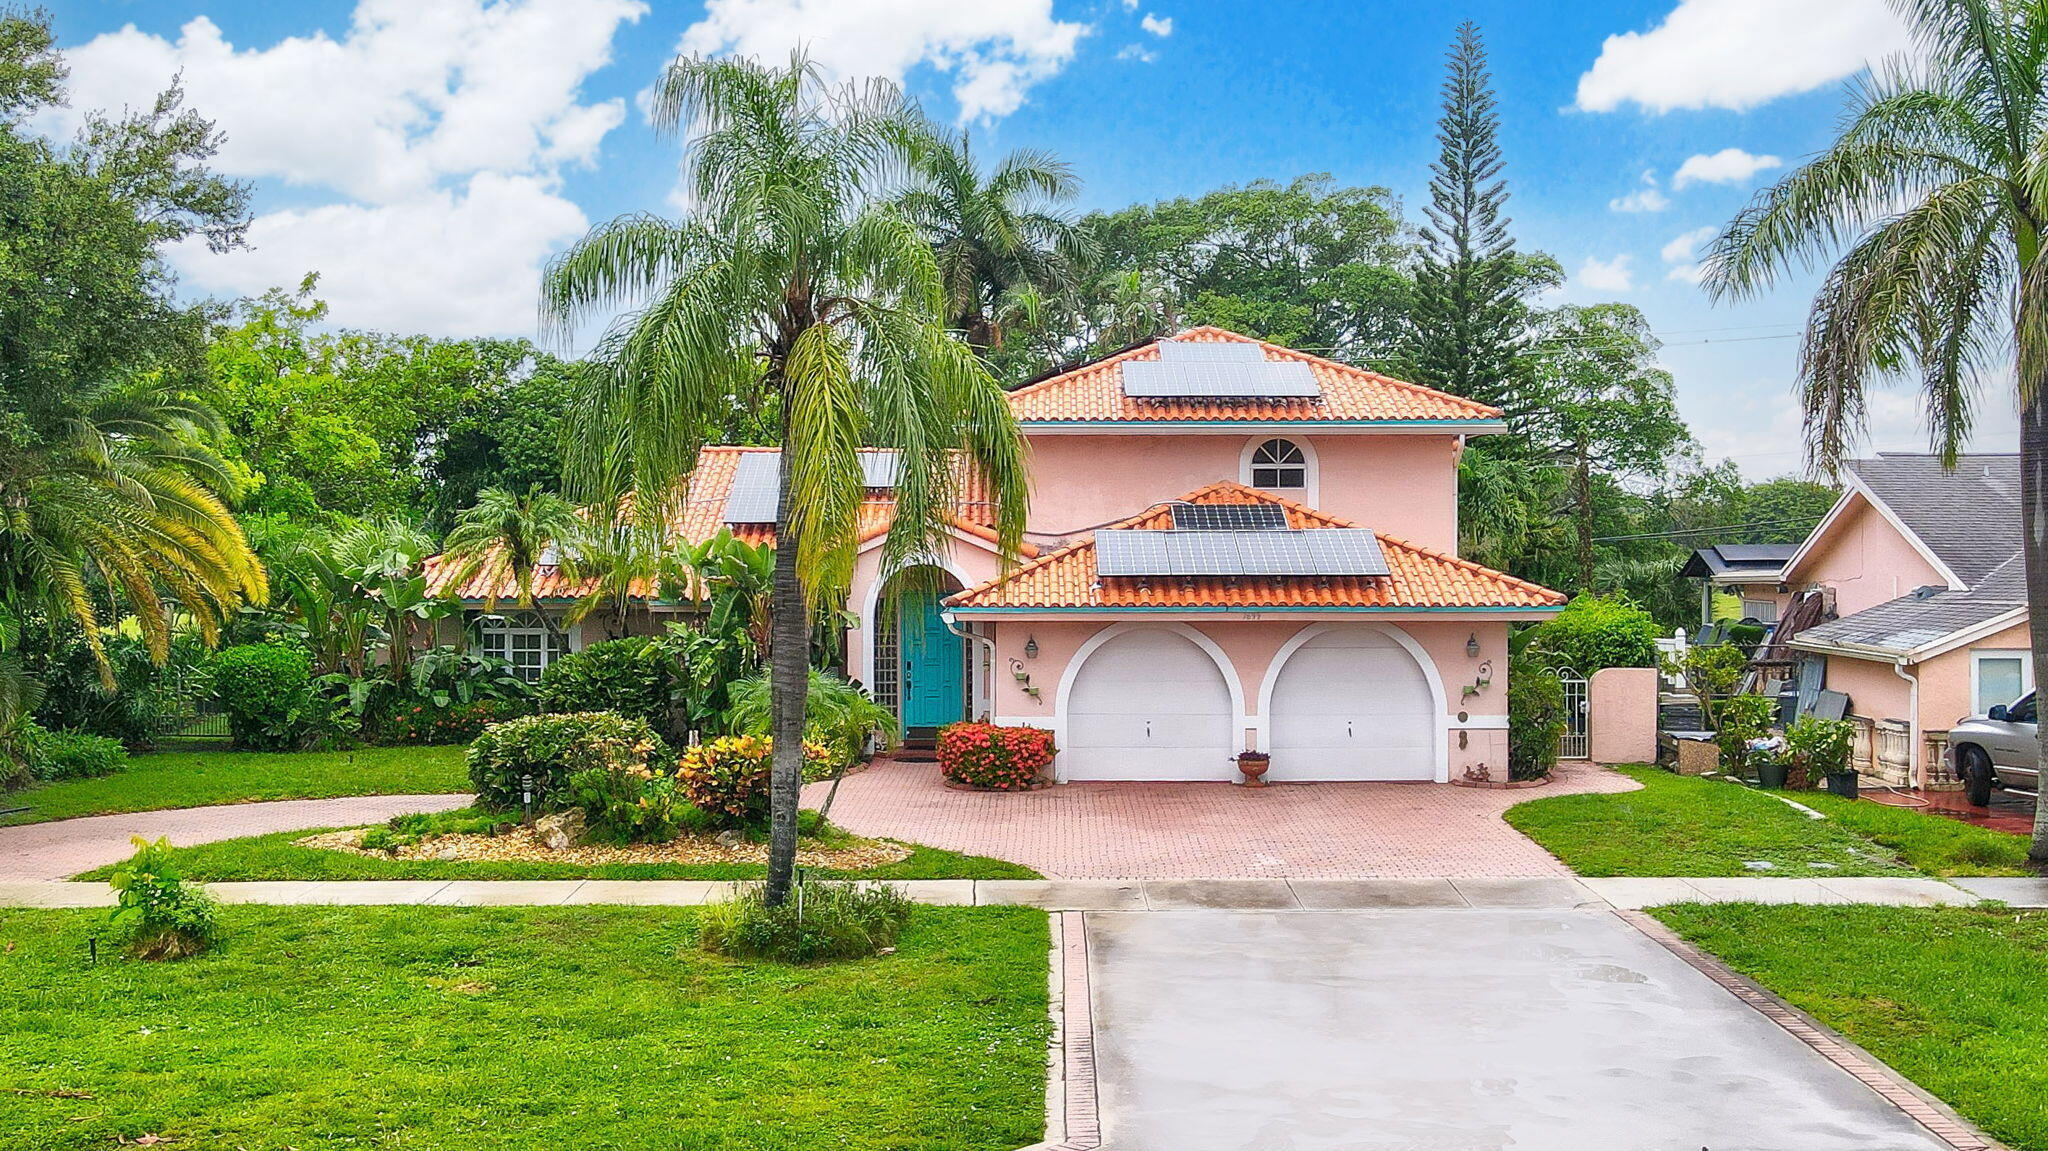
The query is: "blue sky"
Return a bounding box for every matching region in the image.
[40,0,2020,477]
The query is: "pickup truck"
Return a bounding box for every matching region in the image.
[1949,692,2039,806]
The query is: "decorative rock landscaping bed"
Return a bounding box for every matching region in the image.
[297,825,914,870]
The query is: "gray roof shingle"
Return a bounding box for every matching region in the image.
[1791,453,2024,656]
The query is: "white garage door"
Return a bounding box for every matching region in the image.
[1064,629,1235,781]
[1269,628,1438,781]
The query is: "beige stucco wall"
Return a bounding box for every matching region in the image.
[975,617,1512,781]
[1022,433,1462,552]
[1589,667,1659,765]
[1791,495,1948,615]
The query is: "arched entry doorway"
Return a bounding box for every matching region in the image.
[873,566,969,732]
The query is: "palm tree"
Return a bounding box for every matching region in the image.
[1703,0,2048,859]
[562,500,666,640]
[0,383,267,676]
[439,485,581,633]
[896,129,1091,353]
[542,53,1028,904]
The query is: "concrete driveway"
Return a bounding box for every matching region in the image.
[1086,909,1956,1150]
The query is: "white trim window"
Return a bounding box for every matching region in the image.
[1739,596,1779,624]
[1972,649,2034,715]
[1247,438,1309,493]
[478,611,567,685]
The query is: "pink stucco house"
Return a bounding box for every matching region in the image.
[430,327,1568,782]
[1772,454,2027,787]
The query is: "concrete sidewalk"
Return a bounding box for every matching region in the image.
[0,874,2005,910]
[0,794,474,881]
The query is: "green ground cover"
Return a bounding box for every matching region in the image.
[1655,904,2048,1151]
[0,904,1051,1150]
[1,745,472,826]
[1505,766,2031,877]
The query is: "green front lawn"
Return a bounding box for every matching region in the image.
[1,745,472,826]
[1505,766,2032,877]
[0,904,1051,1150]
[79,820,1042,881]
[1654,904,2048,1151]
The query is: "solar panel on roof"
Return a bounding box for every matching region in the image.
[1169,502,1289,531]
[1094,528,1389,577]
[1120,360,1320,399]
[1156,340,1268,363]
[722,451,902,524]
[721,452,781,523]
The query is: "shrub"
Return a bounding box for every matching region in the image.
[212,642,311,750]
[1787,715,1855,781]
[1667,643,1750,728]
[725,669,897,770]
[1507,658,1565,781]
[30,630,205,751]
[937,723,1056,790]
[676,735,832,829]
[25,725,128,781]
[108,836,218,961]
[1715,694,1779,775]
[698,880,913,963]
[1725,621,1768,648]
[466,712,669,813]
[568,763,684,843]
[1520,594,1661,672]
[377,697,527,745]
[537,638,678,731]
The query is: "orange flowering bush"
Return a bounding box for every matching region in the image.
[677,735,832,829]
[938,723,1056,790]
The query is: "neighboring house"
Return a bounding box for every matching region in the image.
[1679,543,1798,626]
[426,327,1567,782]
[1776,454,2028,787]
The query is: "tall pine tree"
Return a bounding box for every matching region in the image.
[1409,22,1526,408]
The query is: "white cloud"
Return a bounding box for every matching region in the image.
[39,1,642,203]
[1574,0,1910,113]
[1660,225,1718,265]
[1608,170,1668,213]
[679,0,1090,123]
[1673,147,1782,188]
[172,174,590,337]
[1141,13,1173,36]
[1115,44,1157,63]
[1577,254,1636,293]
[37,0,644,338]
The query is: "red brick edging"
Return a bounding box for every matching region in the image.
[1617,910,2000,1151]
[1035,910,1101,1150]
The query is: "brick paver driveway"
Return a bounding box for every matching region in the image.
[807,760,1635,879]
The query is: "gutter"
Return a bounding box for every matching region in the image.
[945,604,1564,618]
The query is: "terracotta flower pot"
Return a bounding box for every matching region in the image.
[1236,753,1270,788]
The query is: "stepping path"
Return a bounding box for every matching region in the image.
[0,794,473,881]
[0,874,1996,909]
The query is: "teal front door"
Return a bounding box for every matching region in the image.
[899,586,965,728]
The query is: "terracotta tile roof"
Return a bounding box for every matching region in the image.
[944,481,1565,612]
[1005,327,1503,425]
[424,446,1026,603]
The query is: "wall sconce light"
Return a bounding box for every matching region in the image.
[1024,634,1039,659]
[1465,632,1481,658]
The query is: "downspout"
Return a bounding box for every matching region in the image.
[1893,658,1922,788]
[942,611,997,722]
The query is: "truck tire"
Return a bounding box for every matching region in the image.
[1958,746,1994,807]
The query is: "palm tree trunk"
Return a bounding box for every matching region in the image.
[764,422,810,906]
[2022,376,2048,862]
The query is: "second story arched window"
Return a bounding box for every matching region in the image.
[1248,438,1309,492]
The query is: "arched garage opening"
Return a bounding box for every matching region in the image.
[1265,625,1443,781]
[1060,626,1238,781]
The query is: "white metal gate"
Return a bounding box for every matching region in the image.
[1556,666,1590,760]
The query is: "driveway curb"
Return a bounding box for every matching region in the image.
[1616,909,2006,1151]
[1021,910,1101,1151]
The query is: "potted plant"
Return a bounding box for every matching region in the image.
[1751,744,1790,790]
[1714,693,1778,781]
[1787,715,1857,798]
[1235,750,1270,788]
